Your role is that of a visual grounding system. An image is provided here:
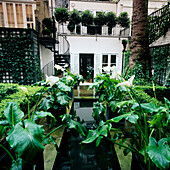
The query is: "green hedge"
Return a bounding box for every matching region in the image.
[134,89,162,106]
[135,85,170,102]
[0,84,43,117]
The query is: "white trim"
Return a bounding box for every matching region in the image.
[3,2,8,27]
[22,4,27,28]
[13,3,17,28]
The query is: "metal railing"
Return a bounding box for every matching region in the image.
[148,2,170,44]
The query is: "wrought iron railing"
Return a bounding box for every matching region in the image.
[148,2,170,44]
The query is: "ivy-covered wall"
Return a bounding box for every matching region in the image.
[0,28,41,85]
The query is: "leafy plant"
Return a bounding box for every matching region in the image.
[54,7,69,24]
[42,17,53,31]
[69,9,81,25]
[94,12,106,26]
[105,12,117,34]
[81,10,94,26]
[117,12,130,28]
[42,28,52,36]
[67,22,75,32]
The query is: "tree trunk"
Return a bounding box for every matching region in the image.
[129,0,150,74]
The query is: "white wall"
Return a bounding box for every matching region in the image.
[67,36,125,76]
[39,45,54,69]
[70,1,117,13]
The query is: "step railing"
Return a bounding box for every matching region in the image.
[148,2,170,44]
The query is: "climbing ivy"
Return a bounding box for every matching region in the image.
[0,28,41,85]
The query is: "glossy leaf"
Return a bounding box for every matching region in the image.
[0,120,9,126]
[4,102,24,127]
[109,112,138,124]
[57,92,69,106]
[6,119,44,162]
[40,95,54,111]
[57,81,71,92]
[164,98,170,108]
[147,137,170,169]
[116,100,133,108]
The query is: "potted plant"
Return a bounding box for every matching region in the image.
[42,28,52,36]
[81,10,94,26]
[42,17,53,32]
[105,12,117,35]
[67,22,75,33]
[87,65,93,83]
[117,12,130,28]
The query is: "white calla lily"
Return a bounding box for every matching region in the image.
[54,64,63,70]
[67,75,74,81]
[19,87,29,95]
[63,63,69,68]
[117,75,135,87]
[46,75,59,86]
[103,66,110,73]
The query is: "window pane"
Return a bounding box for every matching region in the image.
[26,5,33,22]
[111,55,116,64]
[0,3,4,27]
[16,4,24,28]
[7,3,15,27]
[102,55,108,63]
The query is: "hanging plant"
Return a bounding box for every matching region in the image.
[69,9,81,25]
[54,7,69,24]
[94,12,106,26]
[117,12,130,28]
[67,22,75,33]
[81,10,94,26]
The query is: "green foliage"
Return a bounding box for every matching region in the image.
[42,18,53,31]
[105,12,117,28]
[117,12,130,28]
[42,29,52,35]
[69,9,81,25]
[54,8,69,24]
[135,85,170,102]
[0,83,19,102]
[81,10,94,26]
[67,22,75,32]
[94,12,106,26]
[0,84,42,117]
[0,29,41,85]
[147,137,170,169]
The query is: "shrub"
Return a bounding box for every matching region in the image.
[81,10,94,26]
[106,12,117,28]
[67,22,75,32]
[0,85,42,117]
[42,18,53,31]
[135,85,170,102]
[69,9,81,25]
[54,7,69,24]
[94,12,106,26]
[42,29,51,36]
[117,12,130,28]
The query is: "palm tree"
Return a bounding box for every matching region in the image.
[129,0,150,75]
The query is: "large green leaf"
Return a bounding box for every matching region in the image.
[147,137,170,169]
[6,119,44,162]
[82,121,110,145]
[33,111,56,122]
[4,102,24,127]
[164,98,170,109]
[116,100,133,108]
[40,95,54,111]
[57,81,71,92]
[56,92,69,106]
[109,112,138,124]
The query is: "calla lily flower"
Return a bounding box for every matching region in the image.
[110,67,119,79]
[64,63,69,68]
[117,75,135,87]
[67,76,74,81]
[46,75,59,86]
[103,66,110,73]
[19,87,29,95]
[54,64,65,71]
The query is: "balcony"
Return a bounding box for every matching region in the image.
[57,23,130,37]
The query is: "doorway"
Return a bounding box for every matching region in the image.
[79,54,94,83]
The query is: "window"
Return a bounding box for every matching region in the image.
[102,54,116,72]
[16,4,24,28]
[6,3,15,27]
[0,3,4,27]
[26,4,33,28]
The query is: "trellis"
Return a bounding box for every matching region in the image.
[0,28,41,85]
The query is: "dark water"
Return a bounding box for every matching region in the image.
[53,101,121,170]
[53,128,121,170]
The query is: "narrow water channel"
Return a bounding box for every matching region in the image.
[53,100,121,170]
